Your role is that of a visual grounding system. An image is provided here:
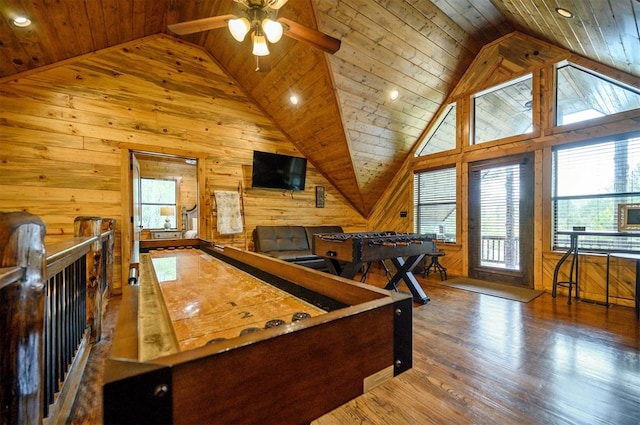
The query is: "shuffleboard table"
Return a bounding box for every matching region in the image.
[104,244,412,424]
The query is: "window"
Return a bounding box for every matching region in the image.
[417,103,456,156]
[556,62,640,127]
[552,134,640,252]
[141,178,177,229]
[413,167,456,242]
[473,74,533,144]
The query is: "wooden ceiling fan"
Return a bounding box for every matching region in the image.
[168,0,341,71]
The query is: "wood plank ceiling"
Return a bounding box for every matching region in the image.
[1,0,638,216]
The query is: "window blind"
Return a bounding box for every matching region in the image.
[552,135,640,252]
[477,164,520,269]
[413,167,456,242]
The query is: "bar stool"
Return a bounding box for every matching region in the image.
[552,233,579,304]
[423,251,447,280]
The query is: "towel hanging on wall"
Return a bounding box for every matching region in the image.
[214,191,243,235]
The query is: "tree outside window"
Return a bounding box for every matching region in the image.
[141,178,177,229]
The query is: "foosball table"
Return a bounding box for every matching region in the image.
[312,232,436,304]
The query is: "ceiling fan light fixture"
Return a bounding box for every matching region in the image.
[252,34,270,56]
[228,17,251,42]
[262,19,283,43]
[168,0,340,72]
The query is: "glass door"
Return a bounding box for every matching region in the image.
[468,153,534,287]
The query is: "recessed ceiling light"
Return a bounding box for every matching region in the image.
[289,94,299,105]
[185,159,196,165]
[13,16,32,27]
[389,89,399,101]
[555,7,574,18]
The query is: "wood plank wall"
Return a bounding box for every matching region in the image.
[0,35,366,294]
[200,142,367,249]
[369,32,640,307]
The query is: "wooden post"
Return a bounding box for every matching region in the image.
[101,218,116,298]
[0,212,47,425]
[74,216,103,342]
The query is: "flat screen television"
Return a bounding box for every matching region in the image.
[618,203,640,232]
[251,151,307,191]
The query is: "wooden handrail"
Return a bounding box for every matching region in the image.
[0,266,24,291]
[45,237,95,279]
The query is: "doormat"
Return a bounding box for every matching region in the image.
[440,277,544,303]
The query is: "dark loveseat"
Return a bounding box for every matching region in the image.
[253,225,344,269]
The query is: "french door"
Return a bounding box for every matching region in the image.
[468,153,534,287]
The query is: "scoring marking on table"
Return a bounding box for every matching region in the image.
[149,249,326,351]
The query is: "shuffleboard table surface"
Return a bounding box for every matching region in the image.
[147,249,326,352]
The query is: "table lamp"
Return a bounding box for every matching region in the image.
[160,206,174,229]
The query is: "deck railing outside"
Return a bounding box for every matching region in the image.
[480,235,520,268]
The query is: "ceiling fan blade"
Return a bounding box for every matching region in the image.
[267,0,289,9]
[168,14,236,35]
[278,17,341,54]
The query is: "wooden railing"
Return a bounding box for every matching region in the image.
[0,212,115,425]
[43,236,93,420]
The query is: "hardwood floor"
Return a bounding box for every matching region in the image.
[68,269,640,424]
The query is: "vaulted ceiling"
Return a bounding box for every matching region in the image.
[1,0,638,216]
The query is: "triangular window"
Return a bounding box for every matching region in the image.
[556,62,640,126]
[417,103,456,156]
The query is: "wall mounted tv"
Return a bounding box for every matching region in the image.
[251,151,307,191]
